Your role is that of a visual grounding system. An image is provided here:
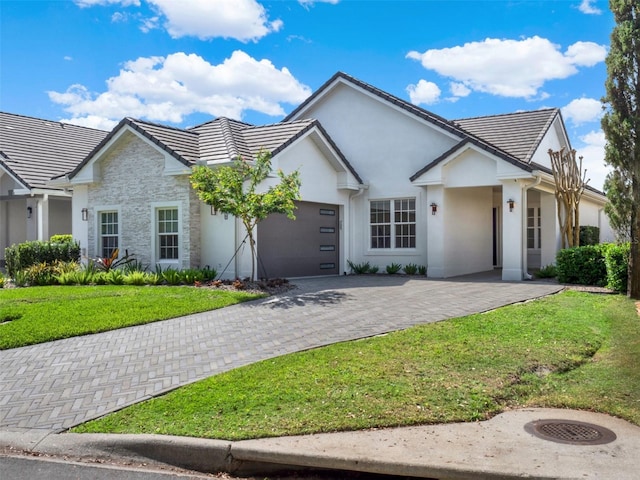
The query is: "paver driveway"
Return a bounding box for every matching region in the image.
[1,273,562,431]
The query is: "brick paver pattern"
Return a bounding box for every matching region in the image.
[1,274,562,431]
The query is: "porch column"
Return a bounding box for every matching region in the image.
[427,185,445,278]
[502,181,523,281]
[37,195,50,241]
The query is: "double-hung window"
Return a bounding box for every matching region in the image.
[370,199,416,249]
[527,207,541,249]
[99,211,119,258]
[157,207,179,260]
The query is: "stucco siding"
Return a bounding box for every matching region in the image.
[444,187,493,277]
[86,133,199,269]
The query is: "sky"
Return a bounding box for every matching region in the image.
[0,0,614,189]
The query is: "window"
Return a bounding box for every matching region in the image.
[370,199,416,249]
[157,208,179,260]
[99,211,118,258]
[527,207,541,249]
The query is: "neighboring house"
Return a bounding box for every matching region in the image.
[55,72,613,281]
[0,112,108,266]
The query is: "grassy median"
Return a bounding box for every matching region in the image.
[72,290,640,440]
[0,285,263,349]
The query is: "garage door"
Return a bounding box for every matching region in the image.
[257,201,339,278]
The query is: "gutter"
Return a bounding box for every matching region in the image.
[521,172,542,280]
[347,184,368,274]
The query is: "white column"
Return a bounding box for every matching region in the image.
[37,195,50,241]
[427,185,445,278]
[502,181,523,281]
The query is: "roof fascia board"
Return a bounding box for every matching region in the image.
[70,124,190,184]
[412,140,535,186]
[303,125,362,188]
[0,157,30,190]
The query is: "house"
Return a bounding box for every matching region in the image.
[55,72,613,281]
[0,112,108,266]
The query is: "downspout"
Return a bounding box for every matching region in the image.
[347,184,367,274]
[522,173,542,280]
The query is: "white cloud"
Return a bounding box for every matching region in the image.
[48,51,311,127]
[407,36,607,98]
[578,0,602,15]
[62,115,119,131]
[64,56,73,61]
[406,80,441,105]
[146,0,282,41]
[299,0,340,6]
[450,82,471,98]
[74,0,140,7]
[575,130,609,191]
[562,98,603,125]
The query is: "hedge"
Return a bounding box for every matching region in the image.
[5,239,80,277]
[556,243,629,293]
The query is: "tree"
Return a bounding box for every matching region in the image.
[548,147,588,248]
[190,150,301,280]
[601,0,640,299]
[603,168,633,242]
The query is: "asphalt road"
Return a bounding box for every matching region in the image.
[0,455,216,480]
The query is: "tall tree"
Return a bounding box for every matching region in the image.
[190,150,301,280]
[601,0,640,299]
[603,168,633,241]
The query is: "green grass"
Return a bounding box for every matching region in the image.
[72,291,640,440]
[0,286,263,349]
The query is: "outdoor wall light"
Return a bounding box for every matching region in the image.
[81,208,88,221]
[507,199,515,212]
[27,206,33,219]
[430,202,438,215]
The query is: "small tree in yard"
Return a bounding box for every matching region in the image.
[601,0,640,299]
[548,147,588,249]
[190,150,301,280]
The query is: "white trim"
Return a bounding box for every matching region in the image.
[150,201,182,268]
[94,205,121,259]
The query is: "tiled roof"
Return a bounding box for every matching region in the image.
[0,112,108,189]
[454,109,561,163]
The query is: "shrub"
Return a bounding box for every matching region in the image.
[5,240,80,277]
[347,260,372,274]
[579,226,600,246]
[556,245,607,286]
[0,272,5,288]
[535,264,557,279]
[123,271,149,286]
[49,234,73,244]
[403,263,418,275]
[368,265,379,274]
[95,249,136,272]
[104,269,125,285]
[417,265,427,276]
[162,268,182,285]
[179,268,205,285]
[386,263,402,275]
[604,242,630,293]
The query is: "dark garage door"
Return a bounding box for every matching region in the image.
[257,201,339,278]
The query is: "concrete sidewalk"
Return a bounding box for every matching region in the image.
[2,408,639,479]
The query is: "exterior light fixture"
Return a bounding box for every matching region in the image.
[430,202,438,215]
[27,206,33,218]
[507,199,515,212]
[81,208,88,221]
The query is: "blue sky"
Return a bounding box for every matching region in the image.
[1,0,613,189]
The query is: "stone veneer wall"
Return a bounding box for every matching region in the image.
[87,133,201,269]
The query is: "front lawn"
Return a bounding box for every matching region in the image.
[72,291,640,440]
[0,286,263,349]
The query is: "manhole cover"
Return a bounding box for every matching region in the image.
[525,419,616,445]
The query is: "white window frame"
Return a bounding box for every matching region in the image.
[96,206,120,259]
[369,198,417,251]
[151,202,182,267]
[527,206,541,250]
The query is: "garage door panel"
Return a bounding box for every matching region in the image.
[257,201,339,278]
